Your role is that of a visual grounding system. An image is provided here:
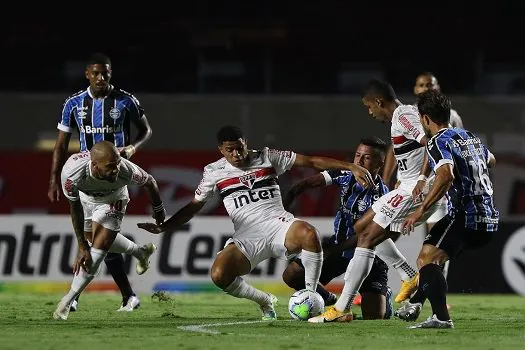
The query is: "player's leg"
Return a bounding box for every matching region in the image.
[104,252,137,310]
[283,220,323,292]
[53,222,117,320]
[360,257,390,320]
[211,242,276,320]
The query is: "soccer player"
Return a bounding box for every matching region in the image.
[395,90,498,329]
[137,125,375,320]
[309,79,447,323]
[47,53,153,312]
[53,141,164,321]
[282,137,393,320]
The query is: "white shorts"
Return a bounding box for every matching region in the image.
[81,198,129,233]
[426,204,448,224]
[224,212,300,270]
[371,187,447,233]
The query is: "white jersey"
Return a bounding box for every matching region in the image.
[391,104,426,190]
[449,108,463,128]
[61,152,150,204]
[194,147,296,231]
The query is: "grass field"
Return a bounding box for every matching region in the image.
[1,293,524,350]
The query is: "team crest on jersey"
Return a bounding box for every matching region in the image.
[109,108,121,119]
[239,173,257,188]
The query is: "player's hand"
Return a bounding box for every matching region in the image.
[73,248,92,275]
[48,181,60,202]
[119,145,136,159]
[352,165,375,189]
[401,207,424,235]
[137,222,164,234]
[152,208,166,225]
[412,180,426,204]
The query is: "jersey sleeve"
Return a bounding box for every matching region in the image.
[120,159,150,186]
[194,166,217,202]
[57,98,75,133]
[322,170,353,186]
[127,94,145,121]
[395,111,425,143]
[427,136,454,172]
[266,148,297,176]
[60,165,79,201]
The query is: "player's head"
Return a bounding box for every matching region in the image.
[361,79,398,123]
[354,136,388,176]
[416,90,451,137]
[414,72,440,96]
[217,125,249,167]
[90,141,121,182]
[85,53,112,96]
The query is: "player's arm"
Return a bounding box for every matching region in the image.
[48,132,72,202]
[283,173,326,211]
[68,199,89,251]
[293,154,374,188]
[381,144,397,188]
[324,235,358,258]
[123,95,152,159]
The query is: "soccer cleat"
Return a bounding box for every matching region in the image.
[385,287,394,319]
[308,306,353,323]
[394,301,422,321]
[69,299,78,312]
[325,292,338,306]
[53,298,72,321]
[136,243,157,275]
[395,273,419,303]
[352,293,362,306]
[260,294,278,321]
[117,295,141,312]
[407,314,454,329]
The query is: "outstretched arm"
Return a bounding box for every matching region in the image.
[138,199,205,234]
[293,154,374,188]
[283,173,326,211]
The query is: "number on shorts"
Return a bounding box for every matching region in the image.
[110,200,124,212]
[387,194,404,208]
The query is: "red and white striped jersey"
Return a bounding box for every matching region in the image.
[194,147,296,231]
[391,104,426,190]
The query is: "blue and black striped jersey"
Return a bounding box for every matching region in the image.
[57,85,145,151]
[426,128,499,231]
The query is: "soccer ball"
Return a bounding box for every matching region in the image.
[288,289,325,321]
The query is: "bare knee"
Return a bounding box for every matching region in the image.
[417,245,448,269]
[286,222,321,253]
[210,263,233,289]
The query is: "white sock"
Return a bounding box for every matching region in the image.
[63,247,107,305]
[224,276,271,307]
[334,248,375,312]
[301,250,323,291]
[375,239,417,281]
[109,233,143,259]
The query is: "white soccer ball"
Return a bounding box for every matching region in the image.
[288,289,325,321]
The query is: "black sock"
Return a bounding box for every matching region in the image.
[315,284,332,302]
[418,263,450,321]
[104,252,134,299]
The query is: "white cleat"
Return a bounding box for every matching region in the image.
[408,314,454,329]
[136,243,157,275]
[260,294,278,321]
[117,295,141,312]
[69,299,78,312]
[53,298,72,321]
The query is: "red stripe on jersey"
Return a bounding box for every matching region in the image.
[392,135,409,145]
[216,168,276,190]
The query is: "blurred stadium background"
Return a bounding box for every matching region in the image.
[2,3,525,300]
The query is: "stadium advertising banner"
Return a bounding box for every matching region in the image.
[0,215,424,295]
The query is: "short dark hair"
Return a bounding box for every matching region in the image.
[87,53,111,67]
[416,90,451,125]
[359,136,388,157]
[361,78,397,102]
[217,125,244,144]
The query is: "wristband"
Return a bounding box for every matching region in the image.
[152,202,164,212]
[417,175,427,182]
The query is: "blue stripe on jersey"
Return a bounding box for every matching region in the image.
[427,128,499,231]
[326,170,389,258]
[58,87,144,151]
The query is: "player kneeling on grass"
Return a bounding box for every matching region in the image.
[282,137,393,320]
[137,125,375,321]
[53,141,165,320]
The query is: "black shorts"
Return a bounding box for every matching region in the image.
[424,214,496,259]
[293,253,389,296]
